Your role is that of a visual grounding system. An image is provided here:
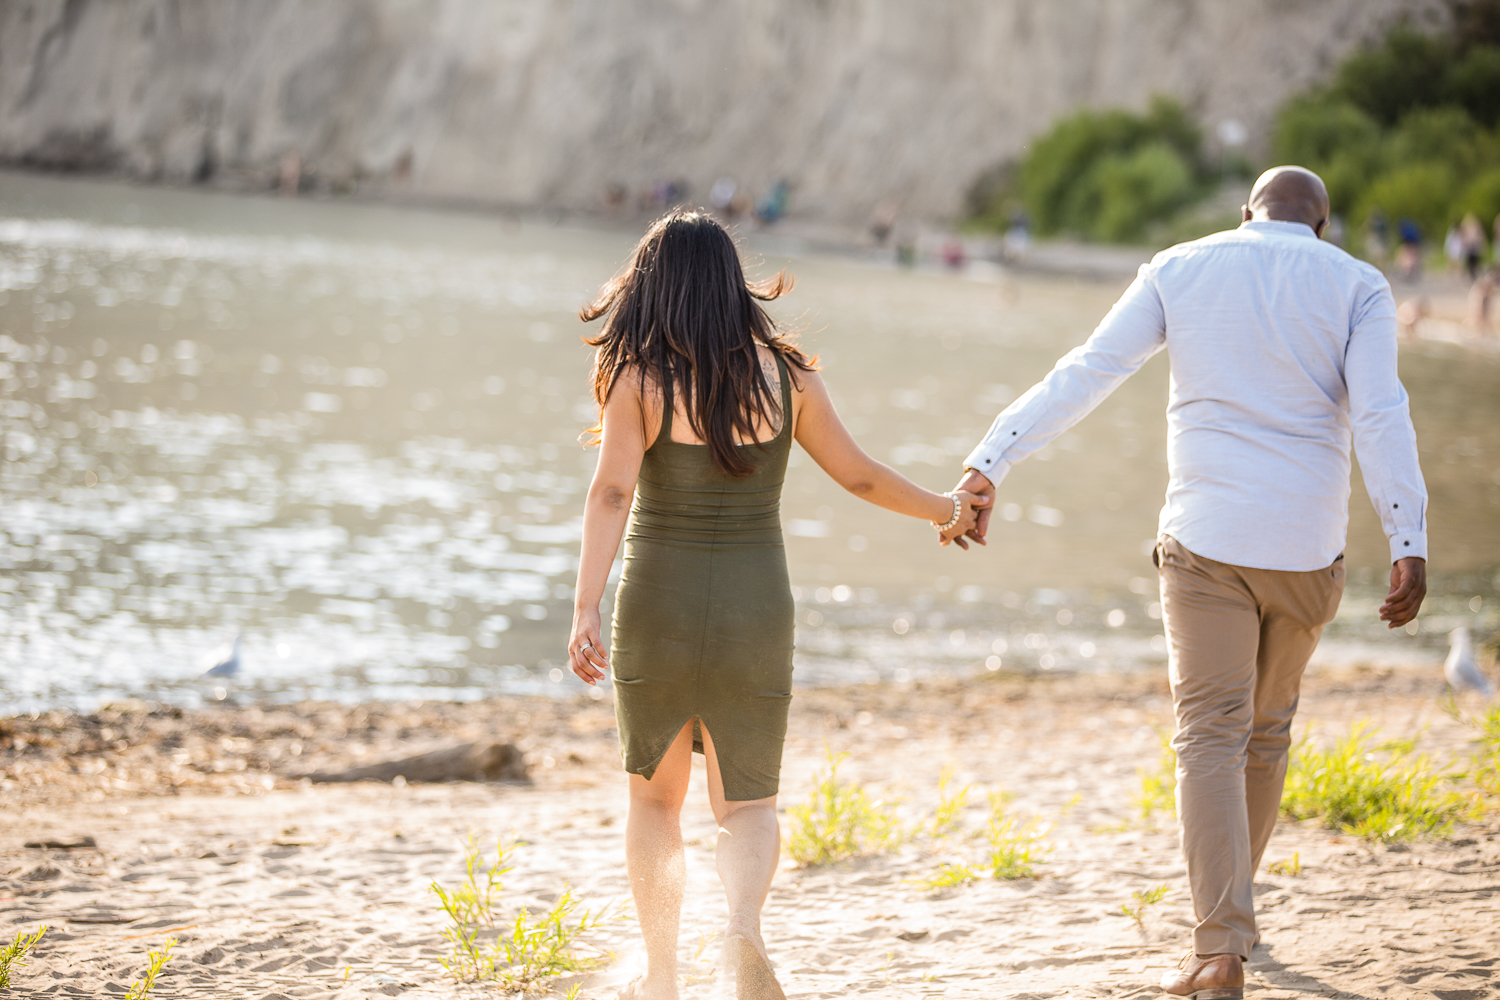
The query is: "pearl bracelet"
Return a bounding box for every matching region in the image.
[936,491,962,532]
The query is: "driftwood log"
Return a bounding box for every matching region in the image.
[24,836,97,850]
[300,741,528,784]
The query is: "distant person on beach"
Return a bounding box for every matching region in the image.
[1322,213,1345,249]
[1003,208,1033,261]
[1458,213,1487,280]
[1470,270,1495,335]
[941,237,966,269]
[950,166,1428,999]
[1364,209,1389,266]
[754,180,790,223]
[1445,221,1465,272]
[568,210,985,1000]
[869,199,899,245]
[1397,295,1431,340]
[1396,218,1423,280]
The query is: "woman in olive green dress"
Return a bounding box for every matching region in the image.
[568,211,986,1000]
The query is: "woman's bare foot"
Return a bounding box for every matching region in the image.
[724,931,785,1000]
[615,973,680,1000]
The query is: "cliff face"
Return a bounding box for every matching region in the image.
[0,0,1444,225]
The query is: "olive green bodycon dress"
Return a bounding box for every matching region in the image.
[610,356,795,801]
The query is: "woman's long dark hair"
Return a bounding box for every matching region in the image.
[582,209,816,477]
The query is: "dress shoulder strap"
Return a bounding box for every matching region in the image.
[775,353,792,440]
[654,369,674,447]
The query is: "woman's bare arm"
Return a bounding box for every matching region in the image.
[791,370,986,542]
[569,374,653,684]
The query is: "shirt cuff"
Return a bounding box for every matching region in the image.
[1389,531,1427,563]
[962,449,1012,486]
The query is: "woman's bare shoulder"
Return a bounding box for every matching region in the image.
[602,365,664,433]
[603,364,657,402]
[789,365,825,395]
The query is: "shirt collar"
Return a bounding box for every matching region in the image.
[1239,219,1318,238]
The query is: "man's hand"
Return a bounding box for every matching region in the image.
[937,490,992,546]
[1380,557,1426,629]
[948,468,995,550]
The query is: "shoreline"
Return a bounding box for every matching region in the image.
[9,166,1500,302]
[2,663,1481,801]
[1,614,1474,719]
[0,625,1463,732]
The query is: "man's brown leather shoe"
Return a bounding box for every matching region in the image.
[1159,951,1244,999]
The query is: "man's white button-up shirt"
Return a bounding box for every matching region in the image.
[963,220,1427,572]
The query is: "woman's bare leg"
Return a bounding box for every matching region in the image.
[701,726,784,998]
[624,721,694,1000]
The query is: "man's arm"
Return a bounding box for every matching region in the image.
[1345,281,1429,627]
[956,268,1168,544]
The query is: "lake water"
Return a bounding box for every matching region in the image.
[1,171,1496,712]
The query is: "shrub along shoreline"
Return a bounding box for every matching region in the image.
[969,10,1500,259]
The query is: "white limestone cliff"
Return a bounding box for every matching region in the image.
[0,0,1444,225]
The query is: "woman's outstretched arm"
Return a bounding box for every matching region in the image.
[569,375,651,684]
[791,370,987,544]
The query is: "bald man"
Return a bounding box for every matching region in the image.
[954,166,1427,997]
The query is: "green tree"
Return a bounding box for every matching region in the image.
[1080,143,1198,242]
[1272,96,1385,214]
[1332,28,1453,126]
[1019,107,1154,233]
[1447,44,1500,125]
[1274,96,1382,166]
[1388,106,1486,175]
[1359,163,1458,242]
[1270,19,1500,253]
[1458,167,1500,227]
[1012,95,1207,240]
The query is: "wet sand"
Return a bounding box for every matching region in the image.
[3,668,1498,999]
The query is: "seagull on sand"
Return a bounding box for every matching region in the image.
[201,635,243,679]
[1445,627,1493,696]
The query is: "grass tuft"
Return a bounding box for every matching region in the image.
[1267,852,1302,877]
[494,886,613,990]
[918,793,1049,888]
[431,837,615,987]
[1443,697,1500,806]
[1280,721,1469,842]
[125,937,176,1000]
[784,751,904,866]
[926,765,972,840]
[681,930,721,986]
[1120,884,1170,930]
[432,835,514,980]
[0,925,47,989]
[920,863,980,890]
[1135,726,1177,823]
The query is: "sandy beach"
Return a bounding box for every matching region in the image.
[3,666,1498,1000]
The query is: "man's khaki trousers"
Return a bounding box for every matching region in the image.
[1155,534,1345,959]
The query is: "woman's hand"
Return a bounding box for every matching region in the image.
[935,490,991,546]
[569,607,609,685]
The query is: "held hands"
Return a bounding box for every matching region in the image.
[568,606,608,684]
[942,469,996,550]
[934,490,992,547]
